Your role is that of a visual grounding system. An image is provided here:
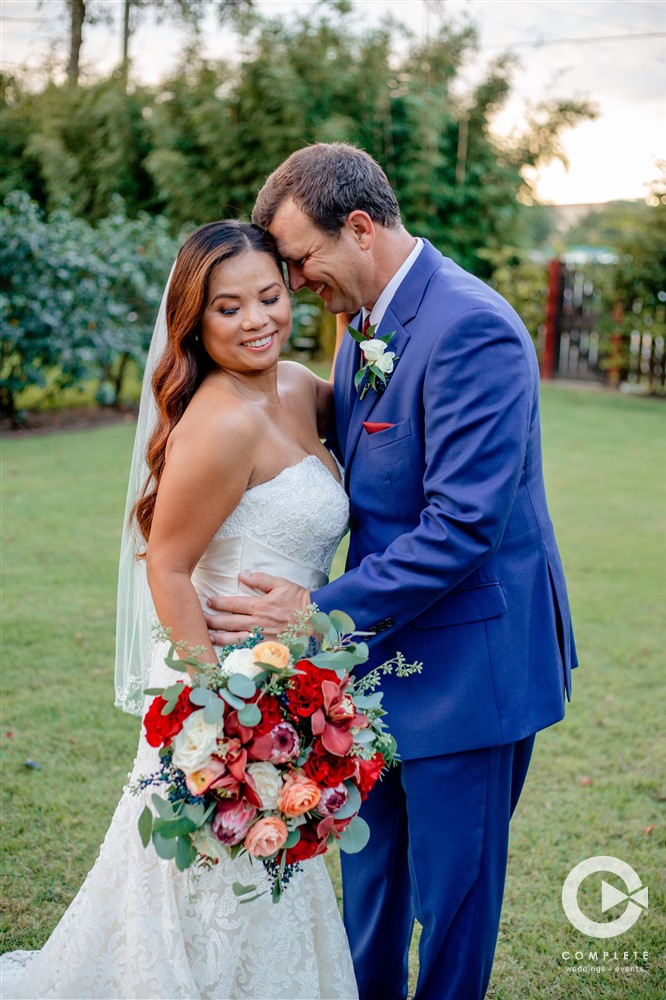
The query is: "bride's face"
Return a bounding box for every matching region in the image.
[201,250,291,374]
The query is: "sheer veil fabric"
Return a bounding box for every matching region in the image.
[114,263,174,716]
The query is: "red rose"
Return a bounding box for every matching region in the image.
[251,693,284,737]
[286,660,333,718]
[357,752,386,800]
[143,683,197,748]
[285,822,328,864]
[304,743,357,786]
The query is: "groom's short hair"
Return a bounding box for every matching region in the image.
[252,143,401,237]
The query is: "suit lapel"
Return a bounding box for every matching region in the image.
[343,309,410,484]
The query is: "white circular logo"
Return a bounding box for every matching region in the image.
[562,856,648,938]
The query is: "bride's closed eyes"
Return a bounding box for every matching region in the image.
[218,294,282,316]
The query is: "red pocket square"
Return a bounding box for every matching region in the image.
[363,421,395,435]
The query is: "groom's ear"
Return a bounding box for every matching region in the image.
[345,210,374,251]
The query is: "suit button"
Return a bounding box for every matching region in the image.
[373,618,394,634]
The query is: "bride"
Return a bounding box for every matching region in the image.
[1,221,358,999]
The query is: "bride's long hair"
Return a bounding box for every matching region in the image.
[132,221,284,543]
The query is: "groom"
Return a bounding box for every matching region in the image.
[206,143,577,999]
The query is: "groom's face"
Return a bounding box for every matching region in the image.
[268,198,370,314]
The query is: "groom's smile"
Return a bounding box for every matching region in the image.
[268,197,372,315]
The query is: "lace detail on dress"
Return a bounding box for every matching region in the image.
[214,455,349,575]
[1,458,357,1000]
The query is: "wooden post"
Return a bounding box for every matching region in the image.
[608,303,624,387]
[541,258,563,380]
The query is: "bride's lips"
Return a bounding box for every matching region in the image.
[241,332,276,352]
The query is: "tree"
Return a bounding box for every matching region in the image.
[0,192,178,422]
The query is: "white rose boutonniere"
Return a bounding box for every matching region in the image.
[348,324,398,401]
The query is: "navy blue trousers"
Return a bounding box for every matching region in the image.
[341,735,535,1000]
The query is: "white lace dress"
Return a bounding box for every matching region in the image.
[1,456,357,1000]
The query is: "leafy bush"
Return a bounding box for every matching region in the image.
[0,191,178,421]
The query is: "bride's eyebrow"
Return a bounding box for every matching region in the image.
[210,282,281,304]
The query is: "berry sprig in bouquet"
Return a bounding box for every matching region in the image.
[134,607,421,903]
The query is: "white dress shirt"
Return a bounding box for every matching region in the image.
[362,237,424,331]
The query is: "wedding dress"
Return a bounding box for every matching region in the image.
[1,455,358,1000]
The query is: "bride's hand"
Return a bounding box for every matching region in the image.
[204,573,311,646]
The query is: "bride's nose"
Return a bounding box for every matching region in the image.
[241,303,269,331]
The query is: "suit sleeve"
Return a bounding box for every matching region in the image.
[312,306,535,635]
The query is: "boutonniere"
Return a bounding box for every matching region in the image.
[347,324,398,401]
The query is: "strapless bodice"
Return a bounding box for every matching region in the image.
[191,455,349,606]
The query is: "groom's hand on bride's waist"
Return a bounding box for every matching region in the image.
[204,572,311,646]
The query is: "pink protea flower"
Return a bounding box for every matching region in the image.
[249,722,300,764]
[211,797,257,846]
[317,783,348,816]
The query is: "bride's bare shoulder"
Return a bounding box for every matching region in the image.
[168,380,258,454]
[277,359,318,390]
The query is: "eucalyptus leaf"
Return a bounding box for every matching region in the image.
[151,794,175,820]
[310,650,358,670]
[143,687,165,696]
[152,831,178,860]
[272,879,283,904]
[227,673,257,698]
[219,689,245,711]
[233,881,257,897]
[237,703,262,727]
[334,781,362,820]
[290,638,308,658]
[353,692,383,710]
[203,697,224,725]
[310,611,332,635]
[160,699,178,716]
[338,816,371,854]
[285,828,301,848]
[138,805,153,848]
[152,815,197,838]
[188,687,210,706]
[329,610,356,634]
[164,651,188,673]
[354,729,376,745]
[354,641,369,661]
[175,834,196,872]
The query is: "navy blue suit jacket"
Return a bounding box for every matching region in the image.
[312,240,577,759]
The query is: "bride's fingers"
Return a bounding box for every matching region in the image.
[209,629,252,645]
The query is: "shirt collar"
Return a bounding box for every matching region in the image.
[362,237,424,330]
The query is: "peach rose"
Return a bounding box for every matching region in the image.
[252,641,291,670]
[278,771,321,817]
[244,816,289,858]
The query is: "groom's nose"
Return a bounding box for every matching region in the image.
[287,262,307,292]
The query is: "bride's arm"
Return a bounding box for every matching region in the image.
[145,402,256,663]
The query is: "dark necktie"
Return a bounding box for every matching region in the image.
[361,315,371,338]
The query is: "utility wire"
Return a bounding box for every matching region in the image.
[483,30,666,49]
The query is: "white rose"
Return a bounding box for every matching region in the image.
[374,351,396,375]
[171,710,222,774]
[192,823,230,862]
[246,762,281,809]
[221,647,263,680]
[360,339,387,364]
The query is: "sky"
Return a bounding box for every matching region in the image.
[1,0,665,205]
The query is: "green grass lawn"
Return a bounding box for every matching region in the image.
[2,384,665,998]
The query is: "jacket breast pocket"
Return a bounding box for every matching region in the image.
[411,582,507,629]
[366,418,413,450]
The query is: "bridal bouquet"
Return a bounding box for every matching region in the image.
[134,607,421,903]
